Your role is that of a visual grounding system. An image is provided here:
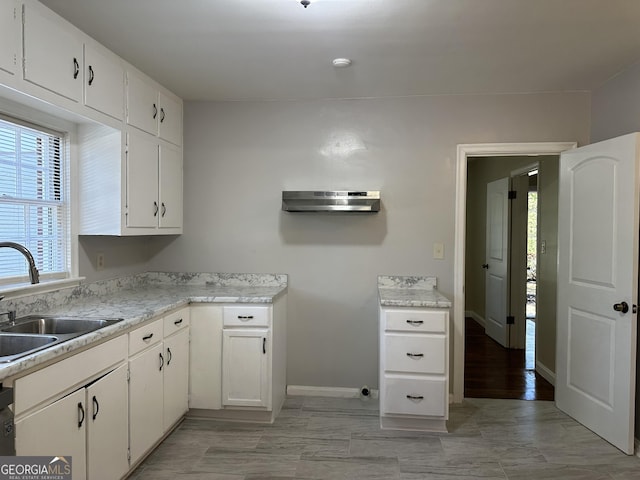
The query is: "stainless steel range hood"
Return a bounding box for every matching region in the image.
[282,191,381,213]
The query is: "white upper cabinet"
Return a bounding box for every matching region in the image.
[0,0,19,76]
[127,132,159,229]
[84,44,124,120]
[127,69,183,146]
[158,91,182,146]
[159,144,182,229]
[22,2,84,102]
[126,70,159,136]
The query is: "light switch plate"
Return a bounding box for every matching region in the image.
[433,242,444,259]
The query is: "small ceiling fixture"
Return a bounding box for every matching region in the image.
[332,58,352,68]
[299,0,311,8]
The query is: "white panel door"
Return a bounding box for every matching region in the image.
[222,329,269,408]
[127,133,158,228]
[15,389,86,480]
[484,177,510,347]
[86,365,129,480]
[556,133,640,454]
[158,144,183,229]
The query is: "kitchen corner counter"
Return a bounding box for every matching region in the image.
[378,275,451,308]
[0,272,287,381]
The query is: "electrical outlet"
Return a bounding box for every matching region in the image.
[97,253,105,270]
[433,242,444,260]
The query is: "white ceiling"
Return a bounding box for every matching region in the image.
[39,0,640,102]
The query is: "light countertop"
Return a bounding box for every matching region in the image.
[378,275,452,308]
[0,272,287,381]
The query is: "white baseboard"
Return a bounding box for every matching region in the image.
[287,385,379,399]
[465,310,486,328]
[535,360,556,386]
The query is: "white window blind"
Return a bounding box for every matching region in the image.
[0,116,69,284]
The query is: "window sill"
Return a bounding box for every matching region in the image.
[0,277,85,300]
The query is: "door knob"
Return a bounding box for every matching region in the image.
[482,264,489,269]
[613,301,629,314]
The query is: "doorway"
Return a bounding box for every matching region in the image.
[464,157,552,400]
[452,142,577,403]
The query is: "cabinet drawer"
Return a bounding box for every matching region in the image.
[382,375,446,417]
[384,309,447,333]
[223,306,270,327]
[384,334,446,374]
[164,307,190,337]
[129,318,163,356]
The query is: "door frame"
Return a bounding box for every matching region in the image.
[453,141,577,402]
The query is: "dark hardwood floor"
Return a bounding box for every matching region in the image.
[464,317,554,401]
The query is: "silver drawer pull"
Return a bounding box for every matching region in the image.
[406,353,424,358]
[238,315,254,320]
[406,394,424,400]
[406,320,424,326]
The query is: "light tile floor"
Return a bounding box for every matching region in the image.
[130,396,640,479]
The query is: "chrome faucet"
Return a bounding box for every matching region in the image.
[0,310,16,326]
[0,242,40,284]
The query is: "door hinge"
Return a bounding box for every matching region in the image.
[126,368,130,382]
[508,190,517,200]
[127,448,131,462]
[506,315,515,325]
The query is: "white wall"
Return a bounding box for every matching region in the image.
[591,61,640,143]
[148,92,590,389]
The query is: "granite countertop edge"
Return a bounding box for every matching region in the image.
[0,282,287,381]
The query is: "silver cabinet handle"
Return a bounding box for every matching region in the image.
[406,394,424,400]
[406,353,424,358]
[406,320,424,326]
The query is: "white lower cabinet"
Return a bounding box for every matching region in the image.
[86,364,129,480]
[163,326,189,430]
[379,307,449,432]
[14,336,129,480]
[189,297,287,424]
[129,341,164,465]
[15,389,86,478]
[222,328,269,408]
[129,307,190,465]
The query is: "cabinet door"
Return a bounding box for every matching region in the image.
[126,133,159,228]
[158,92,182,146]
[126,71,158,135]
[84,44,124,120]
[0,0,19,75]
[23,3,83,102]
[158,144,182,229]
[15,389,86,480]
[129,343,164,464]
[222,329,269,408]
[86,365,129,480]
[163,328,189,431]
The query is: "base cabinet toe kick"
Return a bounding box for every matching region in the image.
[379,307,449,432]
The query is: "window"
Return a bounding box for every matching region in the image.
[0,116,69,285]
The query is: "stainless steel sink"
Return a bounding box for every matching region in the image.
[0,316,124,363]
[0,334,58,363]
[0,316,121,335]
